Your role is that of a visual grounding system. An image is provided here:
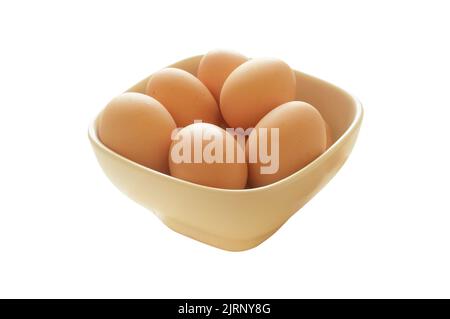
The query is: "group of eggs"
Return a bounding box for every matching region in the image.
[98,50,332,189]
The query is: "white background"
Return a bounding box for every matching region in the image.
[1,0,449,298]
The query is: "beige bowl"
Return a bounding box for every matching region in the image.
[88,55,363,251]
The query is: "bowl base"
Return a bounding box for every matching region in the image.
[160,216,279,252]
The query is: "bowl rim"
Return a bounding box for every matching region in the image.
[88,68,363,194]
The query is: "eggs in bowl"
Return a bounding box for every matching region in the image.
[89,55,363,251]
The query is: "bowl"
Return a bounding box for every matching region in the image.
[88,55,363,251]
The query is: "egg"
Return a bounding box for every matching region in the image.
[325,121,333,148]
[146,68,221,127]
[246,101,327,188]
[197,50,248,102]
[220,58,296,129]
[98,92,176,174]
[169,123,247,189]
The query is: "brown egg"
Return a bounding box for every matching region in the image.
[169,123,247,189]
[146,68,221,127]
[197,50,248,102]
[98,92,176,174]
[220,58,296,129]
[246,101,327,188]
[325,121,333,149]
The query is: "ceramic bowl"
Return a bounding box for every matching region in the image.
[89,55,363,251]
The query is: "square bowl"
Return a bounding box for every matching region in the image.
[88,55,363,251]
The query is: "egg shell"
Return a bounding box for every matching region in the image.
[146,68,221,127]
[246,101,327,188]
[325,121,333,149]
[169,123,248,189]
[220,58,296,129]
[197,50,248,102]
[98,92,176,174]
